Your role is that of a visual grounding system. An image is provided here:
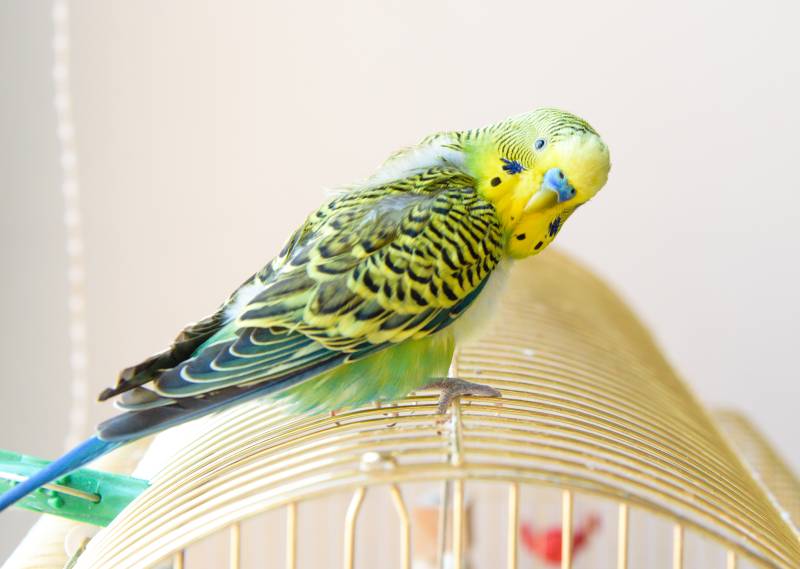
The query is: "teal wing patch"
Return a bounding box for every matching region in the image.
[153,327,356,396]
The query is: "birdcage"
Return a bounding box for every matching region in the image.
[5,250,799,569]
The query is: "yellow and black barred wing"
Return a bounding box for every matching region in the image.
[96,172,503,440]
[156,172,503,393]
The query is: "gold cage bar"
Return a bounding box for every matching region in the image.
[673,524,684,569]
[561,490,573,569]
[285,502,297,569]
[617,502,629,569]
[506,483,519,569]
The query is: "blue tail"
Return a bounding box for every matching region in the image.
[0,436,120,513]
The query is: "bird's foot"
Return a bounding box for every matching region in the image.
[421,377,502,415]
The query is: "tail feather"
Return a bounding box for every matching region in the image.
[0,436,120,513]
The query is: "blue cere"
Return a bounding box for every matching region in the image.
[542,167,576,202]
[500,158,525,175]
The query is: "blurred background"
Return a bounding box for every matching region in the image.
[1,0,798,561]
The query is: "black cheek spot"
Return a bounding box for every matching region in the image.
[515,233,526,241]
[491,177,501,187]
[534,241,544,250]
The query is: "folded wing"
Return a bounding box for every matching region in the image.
[98,167,503,441]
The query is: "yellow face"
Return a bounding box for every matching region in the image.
[466,109,611,259]
[506,132,610,258]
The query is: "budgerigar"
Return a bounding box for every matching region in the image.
[0,108,610,513]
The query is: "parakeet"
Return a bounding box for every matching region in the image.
[0,107,610,513]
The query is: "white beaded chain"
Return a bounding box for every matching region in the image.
[52,0,90,451]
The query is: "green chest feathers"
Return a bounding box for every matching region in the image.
[271,332,455,414]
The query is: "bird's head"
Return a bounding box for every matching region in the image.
[463,108,611,259]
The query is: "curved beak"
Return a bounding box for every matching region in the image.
[524,167,575,213]
[523,188,560,214]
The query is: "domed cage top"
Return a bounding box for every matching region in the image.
[9,250,799,569]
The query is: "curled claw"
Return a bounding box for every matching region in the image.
[420,377,502,415]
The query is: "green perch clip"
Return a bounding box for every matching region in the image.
[0,450,149,527]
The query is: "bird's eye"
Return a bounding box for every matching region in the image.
[534,138,547,151]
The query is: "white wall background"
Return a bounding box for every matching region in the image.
[1,0,798,560]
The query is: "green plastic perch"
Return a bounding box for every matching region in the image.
[0,449,148,526]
